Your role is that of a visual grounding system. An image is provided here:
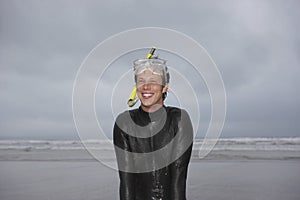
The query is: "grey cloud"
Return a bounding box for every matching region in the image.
[0,0,299,139]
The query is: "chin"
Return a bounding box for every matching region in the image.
[141,101,154,108]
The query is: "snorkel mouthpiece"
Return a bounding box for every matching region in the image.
[127,86,138,107]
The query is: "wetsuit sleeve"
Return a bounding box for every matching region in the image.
[170,110,193,200]
[113,121,135,200]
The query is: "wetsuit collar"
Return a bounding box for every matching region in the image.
[138,105,166,122]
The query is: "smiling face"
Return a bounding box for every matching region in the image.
[136,70,168,113]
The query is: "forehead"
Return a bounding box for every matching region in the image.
[136,69,162,80]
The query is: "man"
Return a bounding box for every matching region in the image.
[113,48,193,200]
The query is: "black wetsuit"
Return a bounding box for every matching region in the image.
[113,106,193,200]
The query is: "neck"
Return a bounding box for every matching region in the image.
[141,103,163,113]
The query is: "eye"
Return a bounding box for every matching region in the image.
[150,79,158,84]
[137,79,145,85]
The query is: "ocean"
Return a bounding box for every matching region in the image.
[0,137,299,161]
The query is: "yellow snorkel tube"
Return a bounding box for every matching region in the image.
[127,86,138,107]
[127,46,156,107]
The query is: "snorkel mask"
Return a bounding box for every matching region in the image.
[134,58,169,86]
[127,47,170,107]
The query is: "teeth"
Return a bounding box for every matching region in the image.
[143,93,153,97]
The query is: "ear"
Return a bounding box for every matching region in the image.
[162,84,169,93]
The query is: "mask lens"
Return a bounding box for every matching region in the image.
[135,66,163,76]
[134,58,167,76]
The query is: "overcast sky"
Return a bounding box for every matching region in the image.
[1,0,299,140]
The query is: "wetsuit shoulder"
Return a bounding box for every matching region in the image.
[165,106,189,119]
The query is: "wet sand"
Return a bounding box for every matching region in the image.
[1,160,299,200]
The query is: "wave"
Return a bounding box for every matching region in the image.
[0,137,300,151]
[0,138,300,161]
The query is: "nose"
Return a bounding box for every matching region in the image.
[142,82,150,90]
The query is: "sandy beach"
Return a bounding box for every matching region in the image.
[1,160,300,200]
[1,138,300,200]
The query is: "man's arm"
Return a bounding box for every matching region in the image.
[170,109,193,200]
[113,120,135,200]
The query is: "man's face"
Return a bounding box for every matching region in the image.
[136,69,168,112]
